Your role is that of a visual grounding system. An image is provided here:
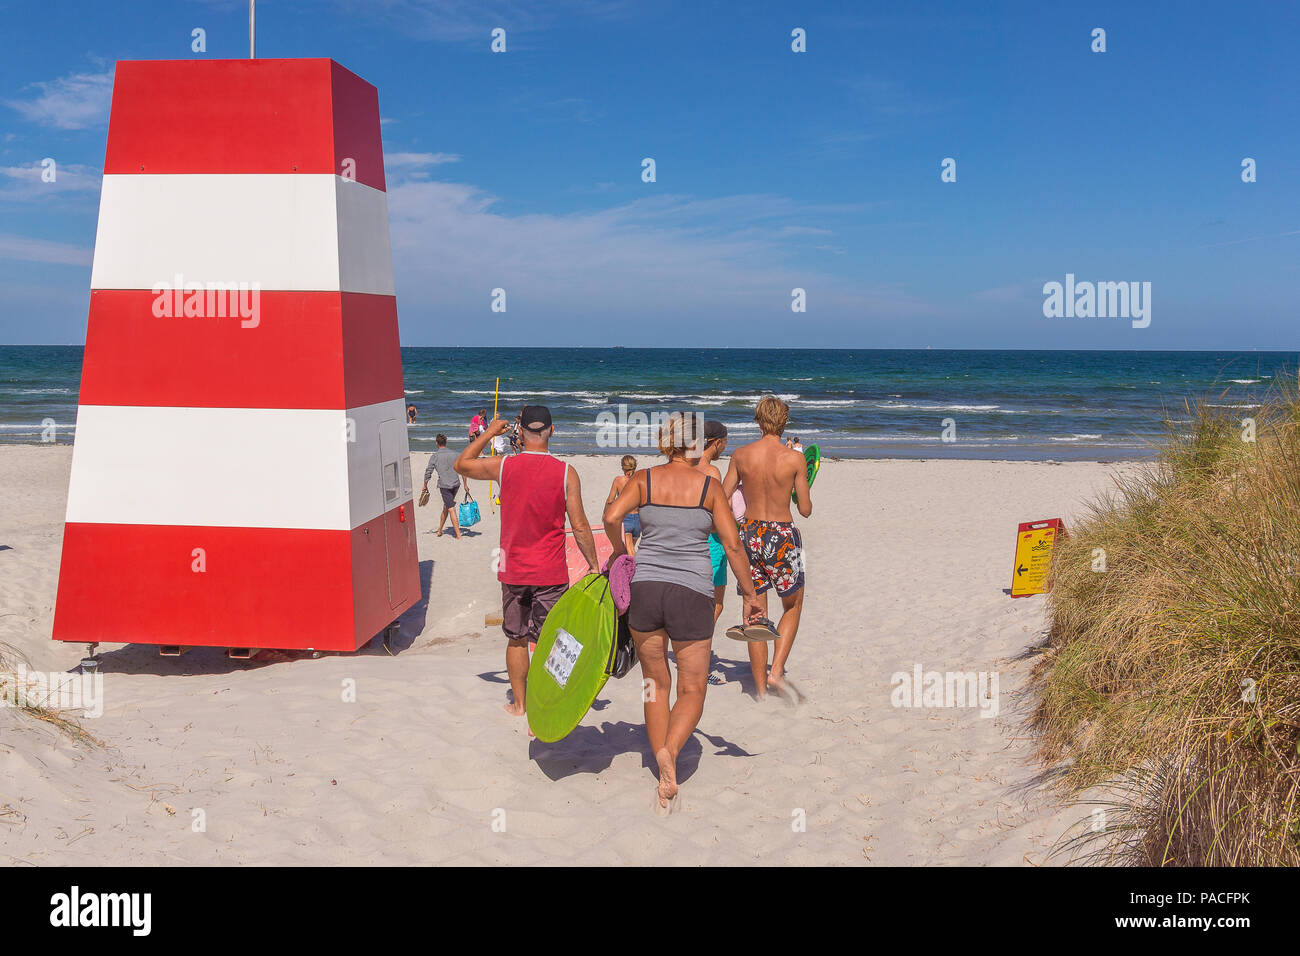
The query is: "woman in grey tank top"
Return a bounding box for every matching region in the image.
[603,412,762,814]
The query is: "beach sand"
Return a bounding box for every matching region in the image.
[0,446,1138,865]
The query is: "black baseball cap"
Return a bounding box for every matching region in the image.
[520,405,553,431]
[704,420,728,441]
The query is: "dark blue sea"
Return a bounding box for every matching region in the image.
[2,346,1293,460]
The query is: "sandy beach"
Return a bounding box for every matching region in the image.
[0,445,1139,865]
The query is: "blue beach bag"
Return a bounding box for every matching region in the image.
[458,488,481,529]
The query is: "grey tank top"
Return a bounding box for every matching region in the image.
[631,467,715,598]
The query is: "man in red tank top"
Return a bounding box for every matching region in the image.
[456,405,600,718]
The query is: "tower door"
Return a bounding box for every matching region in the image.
[377,418,408,608]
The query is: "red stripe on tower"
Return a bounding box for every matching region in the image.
[80,291,403,410]
[104,60,386,190]
[53,59,419,652]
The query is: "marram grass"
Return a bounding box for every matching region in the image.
[0,641,101,748]
[1035,379,1300,866]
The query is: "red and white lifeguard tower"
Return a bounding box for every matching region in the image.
[52,58,420,655]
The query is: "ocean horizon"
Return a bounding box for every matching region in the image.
[2,345,1294,461]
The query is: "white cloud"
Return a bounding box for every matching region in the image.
[384,174,922,342]
[382,152,465,176]
[4,70,113,130]
[0,162,101,202]
[0,233,93,266]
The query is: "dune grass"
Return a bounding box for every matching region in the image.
[1035,378,1300,866]
[0,641,102,747]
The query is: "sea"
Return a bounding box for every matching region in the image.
[1,346,1293,461]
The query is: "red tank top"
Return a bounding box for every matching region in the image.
[498,452,569,586]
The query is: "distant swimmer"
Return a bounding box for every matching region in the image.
[422,433,463,539]
[722,395,812,702]
[456,405,600,719]
[407,403,418,424]
[603,412,761,813]
[605,455,641,555]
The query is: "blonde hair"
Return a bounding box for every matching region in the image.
[755,395,789,435]
[620,454,636,474]
[657,411,703,458]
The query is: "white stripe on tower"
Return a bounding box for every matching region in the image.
[65,399,410,531]
[90,175,394,294]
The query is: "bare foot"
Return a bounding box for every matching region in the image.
[768,671,803,704]
[768,670,794,701]
[504,699,525,716]
[435,529,443,537]
[655,747,678,810]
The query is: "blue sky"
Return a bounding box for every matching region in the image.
[1,0,1297,348]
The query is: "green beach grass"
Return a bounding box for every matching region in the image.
[1034,378,1300,866]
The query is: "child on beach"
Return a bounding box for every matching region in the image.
[695,421,730,626]
[606,455,641,554]
[695,421,732,686]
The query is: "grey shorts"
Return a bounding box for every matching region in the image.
[440,484,460,509]
[500,582,566,644]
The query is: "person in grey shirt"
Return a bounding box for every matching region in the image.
[422,433,464,538]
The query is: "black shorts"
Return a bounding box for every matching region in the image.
[501,582,566,644]
[440,484,460,509]
[628,580,714,641]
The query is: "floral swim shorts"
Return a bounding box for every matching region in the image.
[736,518,804,597]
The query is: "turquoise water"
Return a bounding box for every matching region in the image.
[2,346,1293,460]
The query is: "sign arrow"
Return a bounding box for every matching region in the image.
[1016,564,1028,576]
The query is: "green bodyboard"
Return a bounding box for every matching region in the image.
[792,443,821,503]
[526,574,618,742]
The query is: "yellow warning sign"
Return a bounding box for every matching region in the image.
[1010,519,1063,597]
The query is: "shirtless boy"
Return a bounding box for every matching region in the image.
[721,396,812,699]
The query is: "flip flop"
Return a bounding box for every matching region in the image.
[742,618,781,642]
[725,625,748,642]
